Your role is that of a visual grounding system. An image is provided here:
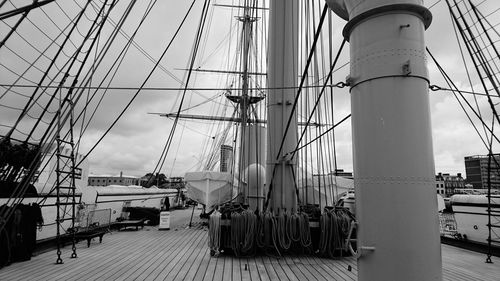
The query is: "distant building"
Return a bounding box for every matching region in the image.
[436,172,465,197]
[332,169,353,179]
[220,145,233,172]
[464,154,500,190]
[164,177,185,189]
[435,173,445,196]
[88,171,139,186]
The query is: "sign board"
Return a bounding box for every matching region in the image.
[159,211,170,230]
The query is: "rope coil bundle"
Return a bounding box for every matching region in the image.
[318,207,353,257]
[208,209,221,256]
[299,212,312,249]
[255,210,281,256]
[208,203,352,258]
[275,210,292,251]
[230,208,257,257]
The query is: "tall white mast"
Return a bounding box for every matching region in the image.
[327,0,442,280]
[266,0,299,211]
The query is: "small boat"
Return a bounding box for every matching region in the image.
[184,171,235,210]
[450,194,500,246]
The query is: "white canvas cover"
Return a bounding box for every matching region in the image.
[184,171,234,208]
[297,174,354,209]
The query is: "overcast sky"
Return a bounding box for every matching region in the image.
[1,0,499,179]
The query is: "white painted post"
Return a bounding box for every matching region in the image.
[327,1,442,280]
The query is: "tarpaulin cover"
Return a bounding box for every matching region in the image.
[184,171,234,208]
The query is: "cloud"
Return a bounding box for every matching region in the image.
[2,0,499,184]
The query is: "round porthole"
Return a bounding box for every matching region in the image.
[473,225,478,230]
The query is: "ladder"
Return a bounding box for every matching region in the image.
[55,93,79,264]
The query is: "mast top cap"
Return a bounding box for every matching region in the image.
[326,0,432,39]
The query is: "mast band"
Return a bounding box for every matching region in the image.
[342,4,432,39]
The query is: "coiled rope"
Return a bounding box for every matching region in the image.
[230,208,257,257]
[208,204,349,258]
[256,210,281,257]
[208,209,221,256]
[299,212,312,249]
[318,208,352,257]
[276,210,291,251]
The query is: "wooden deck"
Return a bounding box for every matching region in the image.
[0,217,498,280]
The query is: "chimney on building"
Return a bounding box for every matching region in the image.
[120,171,123,179]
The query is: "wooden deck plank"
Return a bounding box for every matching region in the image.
[442,268,479,281]
[260,256,279,281]
[253,256,269,281]
[191,237,212,281]
[1,216,499,281]
[283,256,308,281]
[312,256,352,281]
[212,255,225,281]
[6,235,124,281]
[164,229,208,280]
[86,230,175,281]
[90,231,174,281]
[297,255,328,281]
[44,232,148,281]
[277,256,299,281]
[61,234,136,281]
[110,229,187,281]
[302,255,332,281]
[151,229,207,280]
[85,230,173,281]
[222,255,233,281]
[441,244,499,281]
[63,231,151,280]
[65,238,141,281]
[180,243,210,281]
[240,258,252,281]
[202,251,220,281]
[213,256,226,280]
[131,228,200,281]
[247,256,261,281]
[64,242,146,281]
[294,255,324,281]
[231,256,242,281]
[207,252,224,281]
[324,257,356,281]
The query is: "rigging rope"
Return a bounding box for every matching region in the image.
[28,0,150,207]
[291,40,346,160]
[427,47,500,145]
[3,0,92,140]
[0,0,107,222]
[150,0,211,181]
[76,0,198,173]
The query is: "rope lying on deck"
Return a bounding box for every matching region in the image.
[276,210,291,251]
[256,210,281,256]
[230,209,257,256]
[208,204,353,257]
[208,209,221,255]
[318,208,352,258]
